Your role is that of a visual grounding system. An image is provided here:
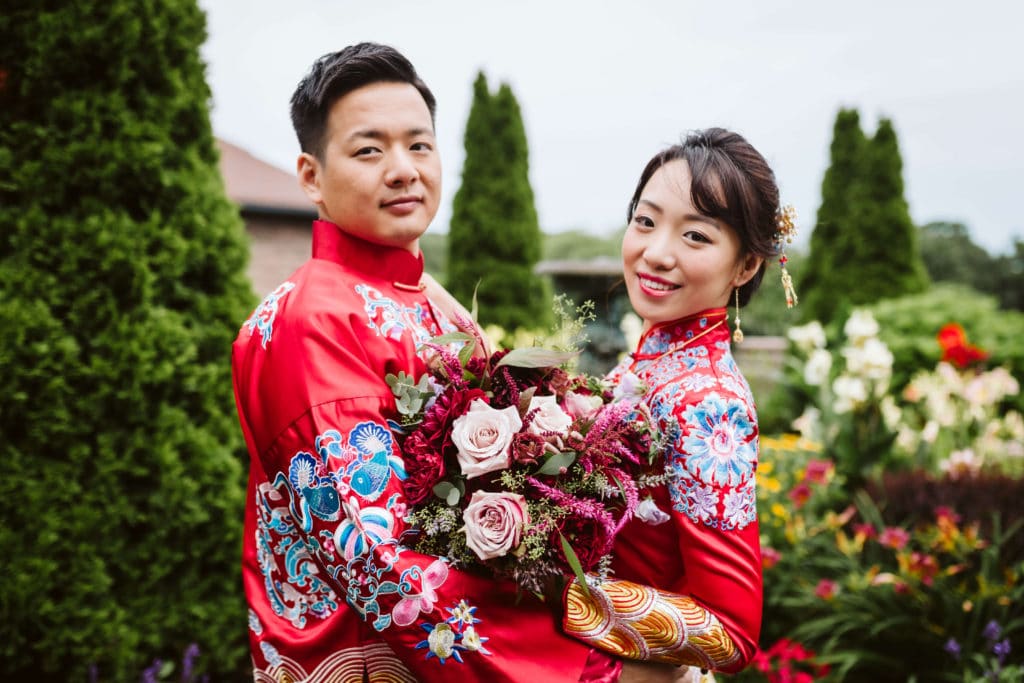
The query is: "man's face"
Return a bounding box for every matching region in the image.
[298,81,441,254]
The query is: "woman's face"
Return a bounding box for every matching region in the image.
[622,159,758,331]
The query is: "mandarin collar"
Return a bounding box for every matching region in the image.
[631,308,730,361]
[311,220,424,288]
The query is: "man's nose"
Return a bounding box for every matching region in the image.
[385,150,418,186]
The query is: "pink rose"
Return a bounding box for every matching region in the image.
[562,390,604,422]
[461,491,530,560]
[451,398,522,479]
[526,395,573,438]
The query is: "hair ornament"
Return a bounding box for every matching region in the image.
[775,204,799,308]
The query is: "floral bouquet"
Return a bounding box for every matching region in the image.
[386,330,653,595]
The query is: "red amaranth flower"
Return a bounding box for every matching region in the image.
[788,482,812,508]
[804,459,833,485]
[814,579,838,600]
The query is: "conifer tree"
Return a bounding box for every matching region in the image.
[447,73,551,330]
[799,109,866,323]
[800,111,928,323]
[0,1,252,679]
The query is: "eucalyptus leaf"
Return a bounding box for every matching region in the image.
[537,451,576,476]
[429,331,475,346]
[496,347,579,369]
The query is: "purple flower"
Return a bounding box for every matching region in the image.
[944,638,961,661]
[141,659,162,683]
[993,638,1011,665]
[181,643,200,682]
[983,620,1003,642]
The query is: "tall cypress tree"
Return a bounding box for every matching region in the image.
[857,118,929,300]
[0,1,252,680]
[799,109,866,323]
[800,111,927,323]
[447,73,550,330]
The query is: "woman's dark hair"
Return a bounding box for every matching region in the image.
[289,42,436,160]
[626,128,781,306]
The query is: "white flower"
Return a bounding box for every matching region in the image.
[880,396,903,431]
[427,623,456,659]
[788,321,827,353]
[462,625,483,651]
[792,406,821,438]
[461,491,529,560]
[563,390,604,422]
[635,497,670,525]
[526,395,573,439]
[895,427,918,453]
[832,375,868,414]
[843,309,880,344]
[940,448,981,479]
[613,371,646,403]
[842,338,893,382]
[803,349,833,386]
[451,399,523,479]
[921,420,940,444]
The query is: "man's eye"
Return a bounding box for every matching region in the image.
[411,142,433,151]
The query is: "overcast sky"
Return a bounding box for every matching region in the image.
[198,0,1023,254]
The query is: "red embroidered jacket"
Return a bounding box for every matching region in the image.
[562,309,763,673]
[232,221,593,682]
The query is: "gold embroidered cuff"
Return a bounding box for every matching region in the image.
[562,577,739,671]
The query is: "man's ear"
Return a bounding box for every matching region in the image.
[733,253,764,288]
[296,152,323,206]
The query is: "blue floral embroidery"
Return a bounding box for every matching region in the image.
[260,641,282,667]
[680,393,756,488]
[248,609,263,635]
[356,284,435,344]
[416,600,491,664]
[244,282,295,349]
[670,476,719,525]
[721,482,757,530]
[254,480,340,629]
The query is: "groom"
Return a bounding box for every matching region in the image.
[231,43,614,681]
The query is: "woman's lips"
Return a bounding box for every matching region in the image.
[637,273,680,296]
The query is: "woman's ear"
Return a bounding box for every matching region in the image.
[296,152,323,206]
[733,253,764,288]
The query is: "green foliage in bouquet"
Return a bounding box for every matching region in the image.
[744,438,1023,683]
[0,1,253,679]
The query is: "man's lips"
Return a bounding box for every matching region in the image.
[381,196,422,215]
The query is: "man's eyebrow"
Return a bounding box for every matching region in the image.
[346,127,434,142]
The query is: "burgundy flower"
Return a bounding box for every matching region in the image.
[400,386,485,504]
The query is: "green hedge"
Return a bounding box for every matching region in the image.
[0,1,254,679]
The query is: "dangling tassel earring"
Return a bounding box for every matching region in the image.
[732,288,744,343]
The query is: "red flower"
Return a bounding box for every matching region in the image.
[814,579,838,600]
[853,523,877,540]
[937,322,988,369]
[804,459,833,486]
[788,482,812,508]
[762,546,781,569]
[879,526,910,550]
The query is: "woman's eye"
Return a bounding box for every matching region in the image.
[633,215,654,229]
[684,230,710,243]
